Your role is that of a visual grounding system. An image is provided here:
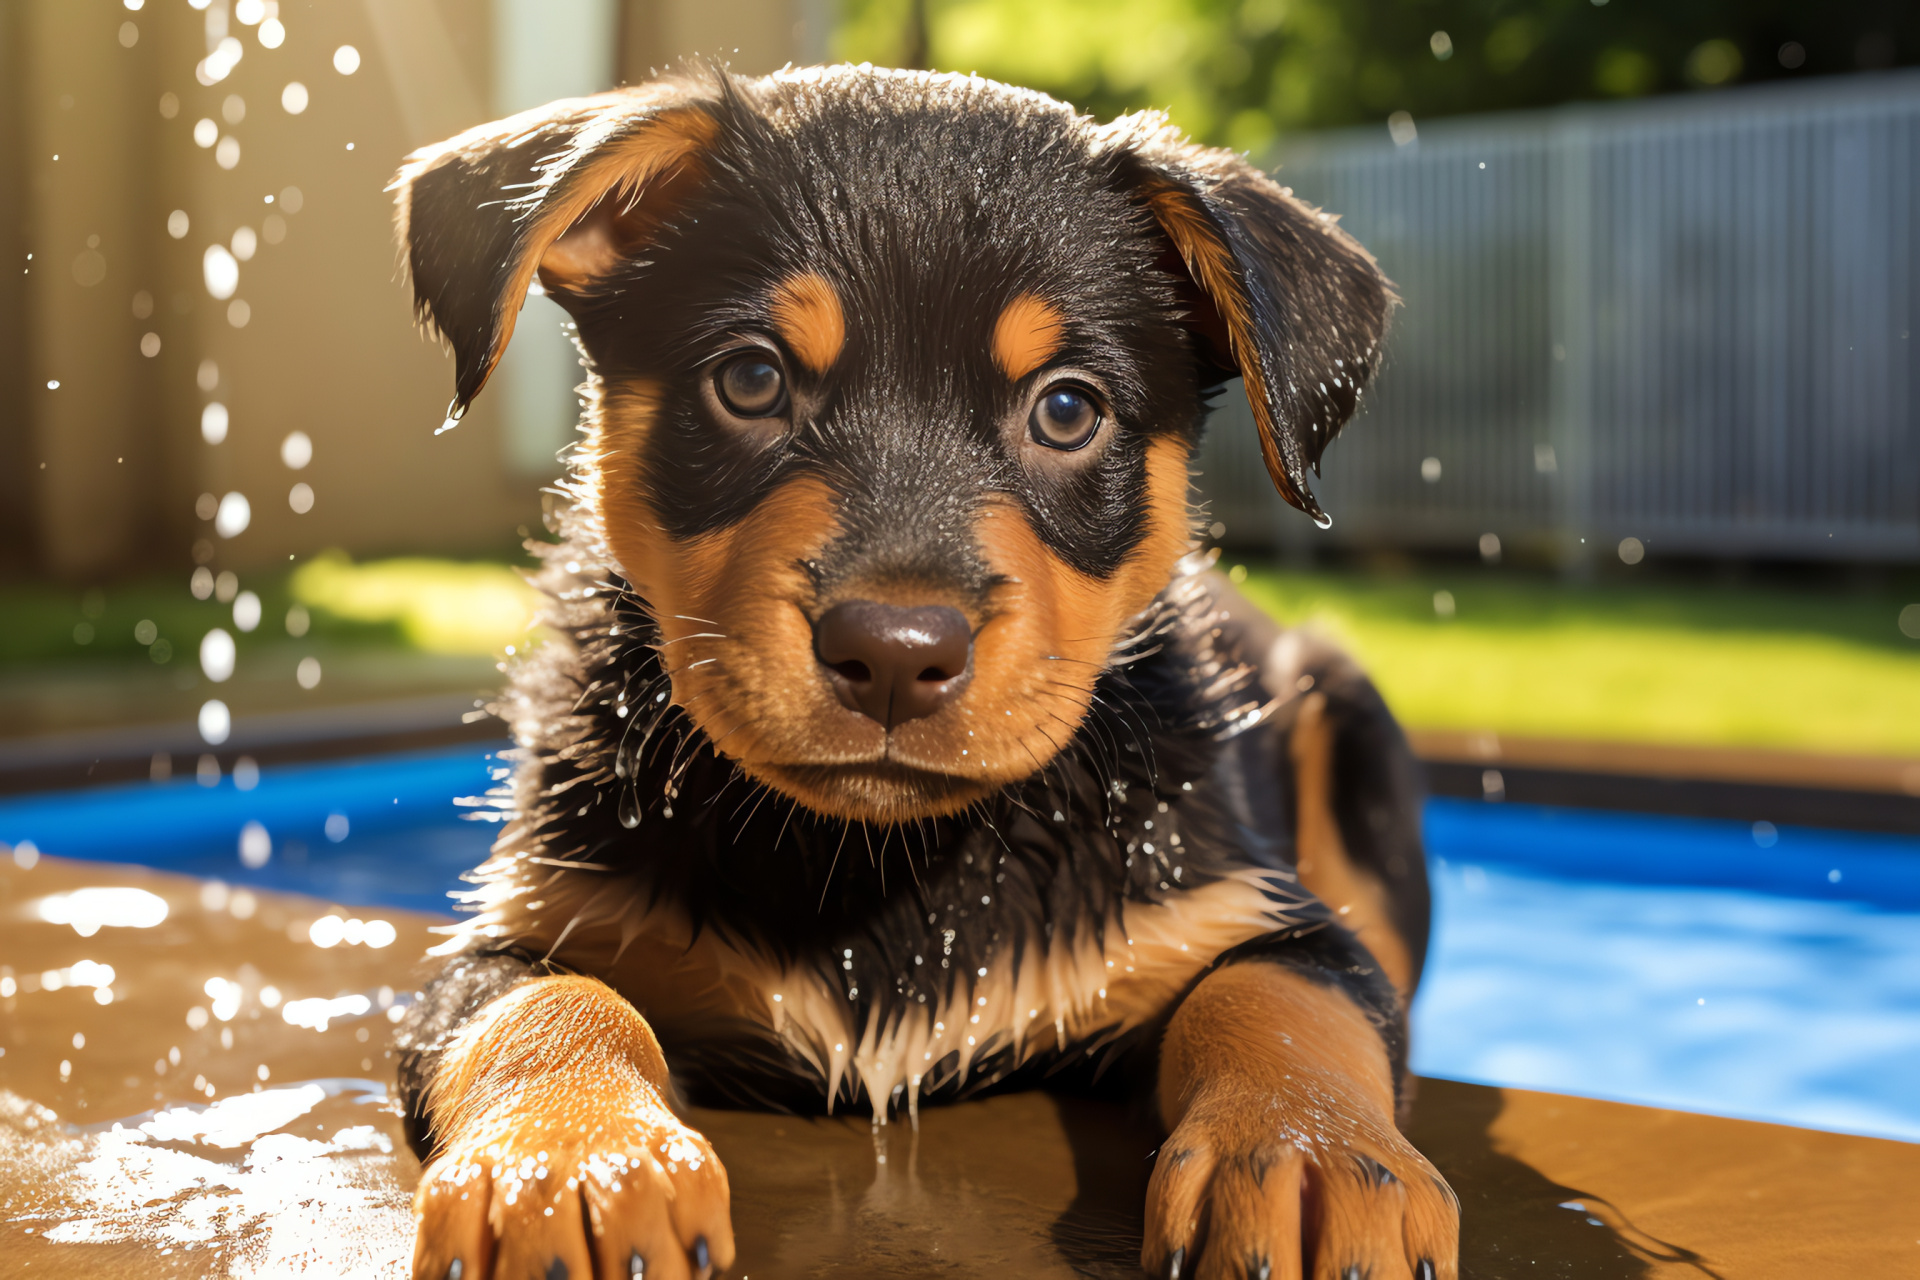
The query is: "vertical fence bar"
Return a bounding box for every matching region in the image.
[1549,117,1594,569]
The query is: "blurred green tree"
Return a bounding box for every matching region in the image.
[833,0,1919,150]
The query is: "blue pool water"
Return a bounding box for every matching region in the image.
[0,747,504,914]
[1415,846,1920,1142]
[3,747,1916,1142]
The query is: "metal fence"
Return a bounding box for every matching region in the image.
[1198,71,1920,564]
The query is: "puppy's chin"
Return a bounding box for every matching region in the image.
[739,759,1000,825]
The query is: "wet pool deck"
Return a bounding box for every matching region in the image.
[2,853,1916,1278]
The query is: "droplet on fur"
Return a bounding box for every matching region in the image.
[617,789,641,829]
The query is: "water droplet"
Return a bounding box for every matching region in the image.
[617,788,642,829]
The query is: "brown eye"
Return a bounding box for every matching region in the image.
[715,354,786,418]
[1029,384,1101,450]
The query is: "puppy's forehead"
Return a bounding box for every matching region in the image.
[689,78,1155,359]
[755,71,1102,207]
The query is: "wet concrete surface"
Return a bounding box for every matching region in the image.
[2,853,1915,1278]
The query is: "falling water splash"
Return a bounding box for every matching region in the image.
[129,0,337,845]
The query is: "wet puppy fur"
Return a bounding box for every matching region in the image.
[393,64,1442,1275]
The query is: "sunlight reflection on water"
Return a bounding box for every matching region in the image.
[34,887,169,935]
[2,1080,411,1277]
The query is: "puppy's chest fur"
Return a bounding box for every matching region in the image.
[449,544,1322,1114]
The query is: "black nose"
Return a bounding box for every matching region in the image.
[814,601,972,729]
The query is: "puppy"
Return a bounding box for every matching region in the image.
[392,64,1456,1280]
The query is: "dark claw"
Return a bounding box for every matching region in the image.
[1246,1257,1271,1280]
[1341,1267,1365,1280]
[1167,1246,1185,1279]
[446,1262,463,1280]
[546,1260,568,1280]
[1417,1262,1436,1280]
[692,1235,711,1272]
[629,1248,645,1277]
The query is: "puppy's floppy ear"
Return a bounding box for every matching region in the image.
[1100,115,1396,524]
[391,78,719,418]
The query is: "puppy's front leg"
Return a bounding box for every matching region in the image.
[410,974,734,1280]
[1144,961,1457,1280]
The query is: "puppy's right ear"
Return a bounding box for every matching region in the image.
[392,80,719,420]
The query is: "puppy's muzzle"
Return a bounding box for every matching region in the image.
[814,601,972,729]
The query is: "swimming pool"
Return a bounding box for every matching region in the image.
[3,745,1916,1142]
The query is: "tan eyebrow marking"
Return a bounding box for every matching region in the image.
[991,293,1066,380]
[769,271,846,375]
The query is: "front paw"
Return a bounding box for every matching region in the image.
[1143,1088,1457,1280]
[412,1079,733,1280]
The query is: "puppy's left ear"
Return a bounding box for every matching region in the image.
[1101,116,1396,524]
[391,78,719,420]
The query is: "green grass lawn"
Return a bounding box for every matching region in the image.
[0,553,537,669]
[4,553,1917,759]
[1234,564,1920,758]
[0,554,535,738]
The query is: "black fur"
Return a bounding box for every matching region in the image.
[396,545,1425,1155]
[391,65,1423,1160]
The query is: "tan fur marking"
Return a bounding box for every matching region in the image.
[584,378,661,556]
[413,975,736,1279]
[499,108,715,381]
[538,157,706,294]
[990,292,1066,380]
[1289,691,1415,1000]
[770,270,847,374]
[1142,183,1310,513]
[636,478,844,774]
[453,860,1305,1121]
[1157,961,1395,1130]
[964,434,1194,789]
[809,866,1298,1114]
[426,975,670,1143]
[1147,963,1458,1278]
[587,386,844,785]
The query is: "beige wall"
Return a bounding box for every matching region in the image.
[9,0,806,583]
[22,0,163,579]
